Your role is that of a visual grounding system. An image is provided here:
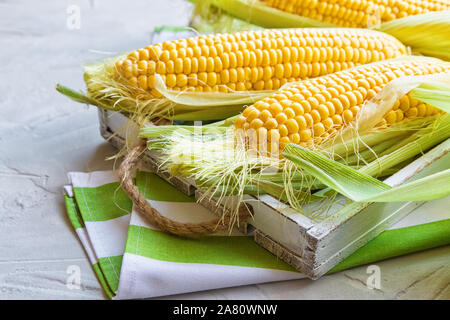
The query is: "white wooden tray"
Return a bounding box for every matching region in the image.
[98,109,449,279]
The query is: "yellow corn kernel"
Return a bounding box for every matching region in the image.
[264,118,278,130]
[250,118,264,130]
[234,116,247,128]
[300,129,312,142]
[406,107,419,118]
[286,119,299,134]
[269,102,283,116]
[417,103,427,117]
[284,107,296,119]
[385,110,397,124]
[295,115,308,130]
[279,124,289,137]
[166,74,177,88]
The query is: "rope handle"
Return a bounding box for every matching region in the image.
[118,140,249,236]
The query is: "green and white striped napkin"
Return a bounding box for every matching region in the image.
[64,170,450,299]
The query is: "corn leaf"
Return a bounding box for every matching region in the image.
[378,11,450,61]
[152,25,195,33]
[360,114,450,177]
[282,142,450,202]
[410,82,450,113]
[283,144,390,201]
[320,116,435,159]
[56,84,102,108]
[190,0,260,33]
[365,169,450,202]
[204,114,240,127]
[250,179,323,203]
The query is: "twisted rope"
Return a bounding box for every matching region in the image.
[118,140,249,236]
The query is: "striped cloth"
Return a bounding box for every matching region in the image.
[64,170,450,299]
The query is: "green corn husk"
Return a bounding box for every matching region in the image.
[409,82,450,112]
[320,116,438,161]
[378,11,450,61]
[359,115,450,177]
[250,179,324,203]
[192,0,450,60]
[337,137,406,166]
[282,136,450,203]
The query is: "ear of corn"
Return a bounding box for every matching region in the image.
[194,0,450,60]
[261,0,450,28]
[235,57,450,154]
[115,28,406,96]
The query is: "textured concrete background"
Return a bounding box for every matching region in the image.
[0,0,448,299]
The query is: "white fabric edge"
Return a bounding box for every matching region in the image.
[115,252,304,300]
[75,228,98,265]
[63,185,74,198]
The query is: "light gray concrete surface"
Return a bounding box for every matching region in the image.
[0,0,448,300]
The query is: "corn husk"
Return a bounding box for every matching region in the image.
[378,11,450,61]
[282,135,450,202]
